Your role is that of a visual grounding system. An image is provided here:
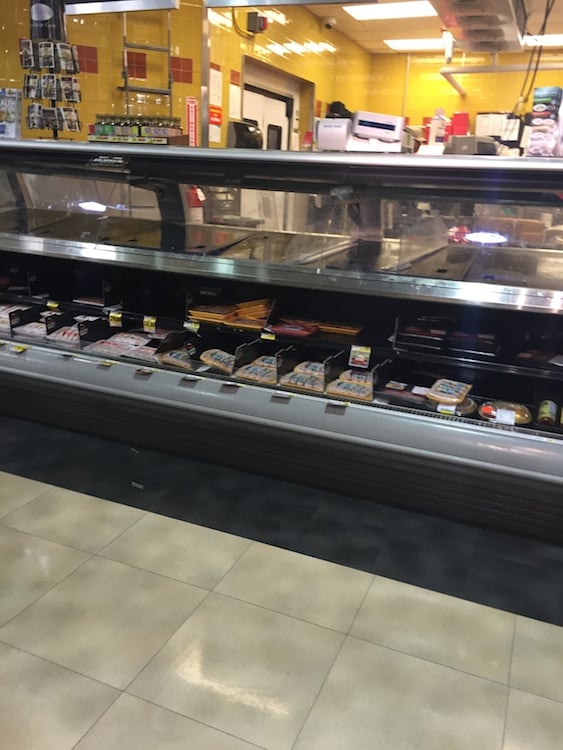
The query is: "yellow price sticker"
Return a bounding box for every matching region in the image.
[47,300,59,310]
[109,311,123,328]
[183,321,200,333]
[11,345,29,354]
[261,332,276,341]
[98,360,114,368]
[143,315,157,334]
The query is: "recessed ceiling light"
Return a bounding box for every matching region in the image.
[384,38,444,51]
[343,1,437,21]
[524,34,563,47]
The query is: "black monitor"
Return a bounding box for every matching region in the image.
[227,121,263,149]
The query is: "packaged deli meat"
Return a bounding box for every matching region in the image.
[279,371,324,393]
[84,339,133,357]
[13,321,46,338]
[235,363,277,384]
[426,379,472,405]
[125,345,158,362]
[200,348,235,374]
[108,332,150,347]
[326,379,372,401]
[156,349,195,371]
[339,369,373,385]
[253,355,277,368]
[48,325,80,346]
[294,361,325,376]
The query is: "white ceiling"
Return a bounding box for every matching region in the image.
[306,1,563,54]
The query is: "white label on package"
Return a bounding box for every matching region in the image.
[412,386,429,396]
[495,409,516,426]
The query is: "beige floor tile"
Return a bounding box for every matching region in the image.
[100,513,251,588]
[0,642,118,750]
[294,636,507,750]
[129,592,343,750]
[1,486,145,552]
[0,471,51,517]
[511,616,563,702]
[216,542,372,632]
[0,525,89,626]
[1,556,207,688]
[504,688,563,750]
[350,576,514,681]
[75,693,264,750]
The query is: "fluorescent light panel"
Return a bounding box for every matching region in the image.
[524,34,563,47]
[343,1,437,21]
[384,38,444,51]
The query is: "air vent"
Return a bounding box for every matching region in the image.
[430,0,527,52]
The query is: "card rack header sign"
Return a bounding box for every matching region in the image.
[65,0,179,15]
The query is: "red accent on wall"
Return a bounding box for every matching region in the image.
[126,51,147,80]
[210,62,221,71]
[75,45,98,74]
[230,70,241,86]
[171,56,193,84]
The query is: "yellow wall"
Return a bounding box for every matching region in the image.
[370,49,563,129]
[207,6,372,146]
[2,2,563,143]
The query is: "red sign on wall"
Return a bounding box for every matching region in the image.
[209,105,222,127]
[186,96,198,146]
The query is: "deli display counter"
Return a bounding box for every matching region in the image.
[0,139,562,540]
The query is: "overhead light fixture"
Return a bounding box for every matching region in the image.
[343,1,437,21]
[524,34,563,47]
[384,38,444,51]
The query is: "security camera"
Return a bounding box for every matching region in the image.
[322,16,337,30]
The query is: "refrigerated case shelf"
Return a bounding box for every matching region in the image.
[2,232,563,315]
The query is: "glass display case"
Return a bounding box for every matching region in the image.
[0,140,561,540]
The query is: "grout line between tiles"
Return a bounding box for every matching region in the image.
[112,693,269,750]
[289,631,347,750]
[286,569,377,749]
[69,689,123,750]
[94,509,151,555]
[209,537,255,591]
[0,520,98,555]
[346,629,518,689]
[122,589,212,694]
[0,638,122,692]
[207,589,352,636]
[0,483,55,520]
[501,615,518,749]
[92,552,213,592]
[0,553,94,629]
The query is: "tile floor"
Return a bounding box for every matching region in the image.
[2,471,563,749]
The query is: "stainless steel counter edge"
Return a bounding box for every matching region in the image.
[0,342,561,483]
[2,140,563,193]
[1,233,561,313]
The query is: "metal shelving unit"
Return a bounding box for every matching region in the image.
[119,11,173,117]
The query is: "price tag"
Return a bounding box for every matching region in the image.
[183,320,200,333]
[109,311,123,328]
[495,408,516,426]
[412,386,429,396]
[348,345,371,369]
[11,344,29,354]
[98,360,114,368]
[437,403,456,415]
[143,316,157,334]
[261,332,276,341]
[47,300,59,310]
